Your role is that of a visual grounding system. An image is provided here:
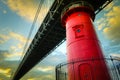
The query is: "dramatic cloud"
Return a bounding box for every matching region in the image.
[5,0,53,22]
[0,50,22,61]
[95,17,107,31]
[0,60,20,79]
[12,32,32,52]
[0,31,28,46]
[9,32,30,50]
[4,52,22,61]
[0,68,11,77]
[6,0,39,21]
[3,10,7,14]
[110,53,120,58]
[9,32,28,44]
[7,32,32,61]
[37,66,54,72]
[103,6,120,45]
[0,31,31,61]
[0,50,10,61]
[0,34,10,44]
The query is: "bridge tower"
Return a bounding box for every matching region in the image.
[61,1,111,80]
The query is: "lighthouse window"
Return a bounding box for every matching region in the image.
[77,29,81,32]
[72,24,84,38]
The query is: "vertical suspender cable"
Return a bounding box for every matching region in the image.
[21,0,44,59]
[11,0,44,79]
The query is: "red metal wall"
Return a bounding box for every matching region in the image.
[64,11,111,80]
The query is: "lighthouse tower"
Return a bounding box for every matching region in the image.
[61,1,111,80]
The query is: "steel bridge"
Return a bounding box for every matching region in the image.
[12,0,113,80]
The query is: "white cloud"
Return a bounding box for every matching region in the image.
[103,6,120,45]
[0,68,11,77]
[6,0,51,22]
[6,0,38,21]
[9,31,32,51]
[9,32,28,44]
[27,78,35,80]
[7,32,32,61]
[0,34,10,44]
[4,52,22,61]
[37,66,54,72]
[98,23,106,31]
[0,31,31,61]
[0,68,10,74]
[110,53,120,60]
[110,53,120,57]
[95,17,108,31]
[3,10,7,14]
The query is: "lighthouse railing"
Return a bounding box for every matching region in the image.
[56,57,120,80]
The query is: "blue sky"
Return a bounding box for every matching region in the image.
[0,0,120,80]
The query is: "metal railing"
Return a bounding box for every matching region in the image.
[56,57,120,80]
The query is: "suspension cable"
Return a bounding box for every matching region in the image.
[11,0,44,79]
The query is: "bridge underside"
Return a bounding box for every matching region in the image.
[12,0,113,80]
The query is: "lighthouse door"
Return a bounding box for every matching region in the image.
[79,63,93,80]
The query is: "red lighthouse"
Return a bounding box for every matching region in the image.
[61,1,111,80]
